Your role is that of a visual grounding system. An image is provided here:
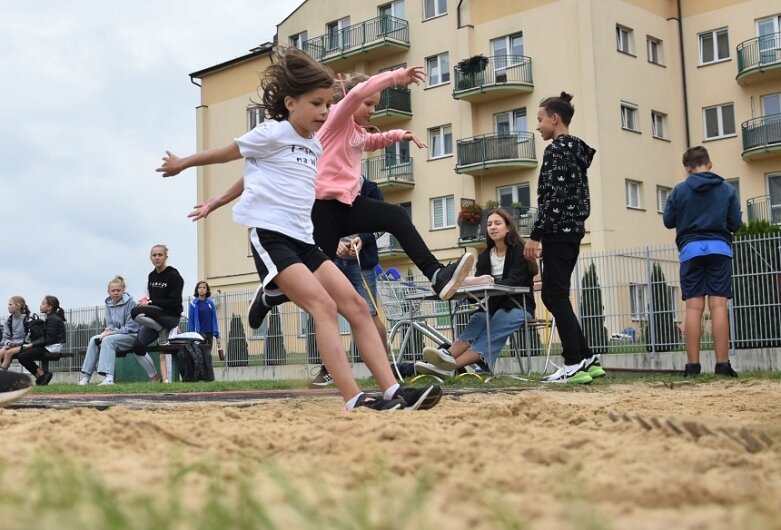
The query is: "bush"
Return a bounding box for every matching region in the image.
[580,262,609,354]
[226,314,249,367]
[643,262,678,352]
[265,306,286,365]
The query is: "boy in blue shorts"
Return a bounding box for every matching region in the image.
[663,146,742,377]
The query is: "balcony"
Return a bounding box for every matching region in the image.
[746,195,781,224]
[371,86,412,127]
[736,32,781,85]
[377,233,405,257]
[452,55,533,103]
[458,206,538,246]
[741,114,781,160]
[455,132,537,176]
[362,155,414,192]
[303,15,409,67]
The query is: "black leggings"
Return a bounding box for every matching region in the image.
[17,345,51,375]
[311,196,442,279]
[130,305,180,356]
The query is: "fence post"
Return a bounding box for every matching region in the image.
[645,246,657,358]
[727,298,736,357]
[221,290,229,379]
[574,258,582,322]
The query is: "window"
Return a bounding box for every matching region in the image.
[762,93,781,117]
[768,174,781,224]
[703,103,736,139]
[621,102,639,131]
[726,178,740,206]
[426,52,450,86]
[757,16,781,63]
[494,108,527,134]
[490,33,524,70]
[497,183,531,209]
[326,17,350,51]
[429,124,452,158]
[289,31,308,49]
[651,111,667,139]
[647,36,663,65]
[385,141,410,166]
[379,0,405,19]
[431,195,455,229]
[656,186,671,213]
[699,28,729,64]
[424,0,447,20]
[630,283,647,320]
[616,25,634,54]
[247,106,264,130]
[626,179,642,209]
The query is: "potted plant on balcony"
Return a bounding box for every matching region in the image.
[458,202,483,240]
[456,54,489,90]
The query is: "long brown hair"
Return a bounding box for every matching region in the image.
[43,295,66,321]
[262,47,334,121]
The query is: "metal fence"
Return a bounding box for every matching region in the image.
[29,233,781,373]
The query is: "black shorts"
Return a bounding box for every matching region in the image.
[679,254,733,300]
[249,228,329,295]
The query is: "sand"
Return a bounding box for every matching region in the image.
[1,380,780,529]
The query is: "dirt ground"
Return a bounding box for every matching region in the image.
[1,380,780,530]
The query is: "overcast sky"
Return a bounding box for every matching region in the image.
[0,0,302,312]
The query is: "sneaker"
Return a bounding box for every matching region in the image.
[309,365,334,388]
[714,361,738,378]
[414,361,455,379]
[36,371,54,386]
[149,374,162,383]
[394,384,443,411]
[543,361,592,384]
[393,361,416,379]
[77,374,91,386]
[422,346,457,371]
[0,371,33,408]
[431,253,476,301]
[163,378,171,384]
[98,379,114,386]
[351,393,404,411]
[157,328,171,347]
[683,363,701,378]
[583,355,606,379]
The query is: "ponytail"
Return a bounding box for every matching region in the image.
[44,295,67,322]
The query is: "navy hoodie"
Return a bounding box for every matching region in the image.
[662,171,742,251]
[531,134,595,242]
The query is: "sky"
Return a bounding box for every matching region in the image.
[0,0,303,312]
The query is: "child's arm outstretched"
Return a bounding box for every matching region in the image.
[156,144,242,177]
[187,176,244,221]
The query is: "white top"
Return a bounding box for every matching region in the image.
[232,120,322,243]
[490,249,505,278]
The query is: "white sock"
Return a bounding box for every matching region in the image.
[345,392,363,411]
[383,383,400,401]
[104,374,114,383]
[135,354,157,377]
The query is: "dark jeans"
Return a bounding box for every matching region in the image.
[17,345,52,375]
[130,305,180,356]
[312,196,442,279]
[540,241,592,365]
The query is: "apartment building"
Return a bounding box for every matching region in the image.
[191,0,781,292]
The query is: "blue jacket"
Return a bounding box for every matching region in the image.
[188,297,220,338]
[663,171,742,251]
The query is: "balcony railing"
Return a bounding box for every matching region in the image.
[303,15,409,64]
[376,233,404,256]
[736,32,781,84]
[371,85,412,126]
[362,155,414,191]
[741,114,781,160]
[746,195,781,224]
[456,132,537,174]
[452,55,533,101]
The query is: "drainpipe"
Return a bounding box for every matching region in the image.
[676,0,691,147]
[457,0,464,29]
[190,76,201,88]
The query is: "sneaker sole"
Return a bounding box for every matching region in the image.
[542,372,593,384]
[588,367,607,378]
[414,361,454,379]
[0,385,32,408]
[309,380,334,388]
[248,285,265,329]
[438,253,475,301]
[403,385,443,411]
[422,347,456,370]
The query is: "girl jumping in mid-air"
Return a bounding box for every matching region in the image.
[157,48,441,411]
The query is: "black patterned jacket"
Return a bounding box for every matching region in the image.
[530,134,595,243]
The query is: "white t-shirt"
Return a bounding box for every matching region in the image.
[232,120,322,244]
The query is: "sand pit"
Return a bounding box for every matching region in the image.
[1,379,780,529]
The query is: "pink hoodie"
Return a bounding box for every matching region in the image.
[315,69,410,205]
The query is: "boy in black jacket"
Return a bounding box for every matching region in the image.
[525,92,601,384]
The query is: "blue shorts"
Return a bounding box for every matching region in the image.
[679,254,733,300]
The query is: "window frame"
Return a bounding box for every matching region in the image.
[423,0,447,20]
[647,35,664,65]
[247,105,264,130]
[494,107,528,135]
[425,52,450,87]
[651,110,668,140]
[703,102,736,140]
[621,101,640,132]
[629,283,647,321]
[626,179,642,209]
[428,124,453,159]
[616,24,635,55]
[490,33,524,71]
[656,186,672,213]
[289,31,308,49]
[698,27,730,65]
[431,195,455,229]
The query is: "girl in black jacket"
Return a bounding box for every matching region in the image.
[17,295,66,385]
[416,209,537,378]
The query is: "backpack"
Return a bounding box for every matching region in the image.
[28,314,46,342]
[175,342,215,382]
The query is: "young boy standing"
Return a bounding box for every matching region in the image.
[663,146,742,377]
[525,92,601,384]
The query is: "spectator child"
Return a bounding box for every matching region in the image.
[188,281,222,358]
[0,296,31,370]
[16,295,66,385]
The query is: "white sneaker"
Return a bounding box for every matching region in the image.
[77,375,90,386]
[422,347,457,371]
[98,379,114,386]
[542,361,593,384]
[163,378,171,384]
[414,361,454,379]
